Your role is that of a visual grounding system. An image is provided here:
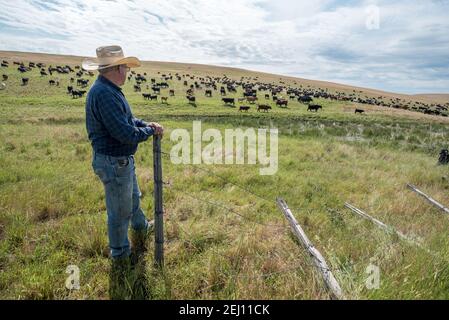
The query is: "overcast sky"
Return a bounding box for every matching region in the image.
[0,0,448,94]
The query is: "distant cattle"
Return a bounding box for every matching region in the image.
[77,79,89,87]
[438,149,449,165]
[222,98,235,105]
[134,84,141,92]
[49,80,56,86]
[169,89,175,96]
[21,78,29,86]
[307,104,322,112]
[355,108,365,114]
[2,75,8,81]
[152,87,161,94]
[67,86,73,94]
[246,96,258,104]
[257,104,271,112]
[142,93,157,101]
[239,106,250,112]
[40,70,48,76]
[265,94,270,99]
[1,63,8,68]
[186,96,196,105]
[135,75,147,82]
[71,90,86,98]
[161,97,168,104]
[298,95,313,103]
[205,89,212,97]
[276,99,288,107]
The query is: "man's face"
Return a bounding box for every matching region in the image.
[117,65,130,86]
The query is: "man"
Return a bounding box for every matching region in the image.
[83,45,163,261]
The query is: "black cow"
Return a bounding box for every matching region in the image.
[257,105,271,112]
[77,79,89,87]
[222,98,235,105]
[276,99,288,107]
[298,95,313,103]
[72,90,86,98]
[186,96,196,105]
[2,75,8,81]
[22,78,29,86]
[67,86,73,94]
[438,149,449,165]
[1,63,8,68]
[307,104,322,112]
[205,89,212,97]
[134,84,141,92]
[239,106,250,112]
[152,87,161,94]
[143,93,158,101]
[355,108,365,114]
[169,89,175,96]
[49,80,56,86]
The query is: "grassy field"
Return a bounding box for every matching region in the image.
[1,52,449,300]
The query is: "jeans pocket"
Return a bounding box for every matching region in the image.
[113,156,133,178]
[93,166,113,185]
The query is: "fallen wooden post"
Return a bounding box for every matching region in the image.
[276,198,343,300]
[407,183,449,214]
[344,202,424,249]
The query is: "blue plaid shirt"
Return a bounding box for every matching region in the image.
[85,75,154,156]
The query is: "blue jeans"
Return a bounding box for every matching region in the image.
[92,152,149,259]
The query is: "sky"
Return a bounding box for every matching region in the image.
[0,0,448,94]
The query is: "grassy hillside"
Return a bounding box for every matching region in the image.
[0,51,449,299]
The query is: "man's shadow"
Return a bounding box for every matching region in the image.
[108,233,150,300]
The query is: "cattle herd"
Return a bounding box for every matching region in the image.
[1,58,449,117]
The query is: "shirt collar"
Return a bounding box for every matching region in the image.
[98,75,122,92]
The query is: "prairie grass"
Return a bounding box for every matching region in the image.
[0,56,449,299]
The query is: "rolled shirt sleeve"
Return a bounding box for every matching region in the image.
[133,117,148,127]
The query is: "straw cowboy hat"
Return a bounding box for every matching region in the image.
[82,45,141,71]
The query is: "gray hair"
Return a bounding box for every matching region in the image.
[98,65,120,75]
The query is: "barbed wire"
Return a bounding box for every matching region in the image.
[159,149,329,216]
[171,188,288,230]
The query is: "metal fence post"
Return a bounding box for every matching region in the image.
[153,135,164,267]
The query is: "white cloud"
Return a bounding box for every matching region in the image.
[0,0,448,93]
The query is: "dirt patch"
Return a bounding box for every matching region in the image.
[33,206,63,223]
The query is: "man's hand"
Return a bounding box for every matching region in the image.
[148,122,164,137]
